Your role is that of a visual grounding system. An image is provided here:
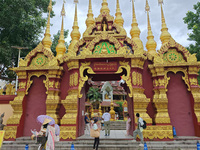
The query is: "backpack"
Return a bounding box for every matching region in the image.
[142,120,147,129]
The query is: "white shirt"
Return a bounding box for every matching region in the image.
[93,123,98,130]
[102,112,111,122]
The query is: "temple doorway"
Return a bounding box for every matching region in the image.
[78,71,134,137]
[167,72,195,136]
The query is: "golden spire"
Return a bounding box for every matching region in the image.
[68,0,81,52]
[86,0,95,28]
[145,0,157,54]
[130,0,143,50]
[114,0,124,27]
[159,0,171,44]
[100,0,110,14]
[56,1,66,57]
[42,0,52,51]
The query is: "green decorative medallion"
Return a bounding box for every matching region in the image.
[30,53,48,67]
[93,42,116,54]
[163,49,185,63]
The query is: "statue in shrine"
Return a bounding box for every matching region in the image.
[0,112,5,130]
[102,20,107,31]
[105,93,109,99]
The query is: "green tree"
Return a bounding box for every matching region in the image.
[183,2,200,84]
[51,29,69,56]
[87,87,102,109]
[0,0,55,81]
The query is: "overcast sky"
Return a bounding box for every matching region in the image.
[49,0,198,50]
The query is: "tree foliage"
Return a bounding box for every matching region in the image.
[0,0,55,81]
[183,2,200,84]
[51,29,69,56]
[87,87,102,104]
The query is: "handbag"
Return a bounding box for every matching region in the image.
[90,129,100,138]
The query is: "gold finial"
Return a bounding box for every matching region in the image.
[42,0,53,51]
[159,1,171,44]
[130,0,144,50]
[86,0,95,28]
[114,0,124,27]
[100,0,110,14]
[56,1,67,57]
[145,0,157,54]
[68,2,81,53]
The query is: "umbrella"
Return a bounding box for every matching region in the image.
[37,115,55,125]
[55,124,60,136]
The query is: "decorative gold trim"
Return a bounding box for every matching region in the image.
[4,126,18,139]
[115,61,133,97]
[164,67,190,91]
[142,125,173,140]
[60,126,76,140]
[78,62,95,98]
[26,72,49,95]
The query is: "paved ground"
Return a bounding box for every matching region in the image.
[78,130,133,140]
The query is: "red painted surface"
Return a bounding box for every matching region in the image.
[167,72,195,136]
[59,63,69,120]
[143,60,156,122]
[0,95,15,104]
[127,96,134,136]
[23,76,47,136]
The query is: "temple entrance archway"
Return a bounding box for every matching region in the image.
[77,60,135,137]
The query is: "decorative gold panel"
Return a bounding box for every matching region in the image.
[26,71,49,95]
[4,126,18,139]
[115,61,133,97]
[164,67,190,91]
[78,62,95,98]
[67,60,79,71]
[60,126,76,140]
[142,125,173,140]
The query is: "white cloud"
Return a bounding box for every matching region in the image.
[48,0,198,50]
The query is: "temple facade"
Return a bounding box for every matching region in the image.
[3,0,200,141]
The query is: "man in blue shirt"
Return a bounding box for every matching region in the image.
[85,113,90,135]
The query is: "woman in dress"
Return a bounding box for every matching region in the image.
[93,119,100,150]
[126,113,131,136]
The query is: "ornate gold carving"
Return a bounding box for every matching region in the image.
[60,126,76,140]
[142,125,173,140]
[55,81,60,89]
[159,37,191,61]
[132,71,137,85]
[187,53,197,63]
[26,72,49,95]
[163,49,185,63]
[49,81,54,88]
[79,62,95,98]
[4,126,18,139]
[67,60,79,71]
[74,72,78,86]
[115,61,133,97]
[30,53,48,67]
[190,78,198,86]
[93,41,116,54]
[21,43,54,67]
[19,82,26,89]
[5,83,15,95]
[164,67,190,91]
[86,33,121,54]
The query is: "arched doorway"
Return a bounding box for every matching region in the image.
[77,60,135,137]
[167,71,195,136]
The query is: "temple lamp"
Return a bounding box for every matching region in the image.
[11,46,28,93]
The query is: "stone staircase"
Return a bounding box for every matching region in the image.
[1,136,200,150]
[109,121,126,130]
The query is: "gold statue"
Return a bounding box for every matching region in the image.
[102,20,107,31]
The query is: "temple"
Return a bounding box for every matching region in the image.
[2,0,200,141]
